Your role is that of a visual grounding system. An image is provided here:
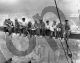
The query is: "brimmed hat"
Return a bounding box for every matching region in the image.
[46,20,49,23]
[65,20,68,22]
[22,18,25,21]
[8,18,10,20]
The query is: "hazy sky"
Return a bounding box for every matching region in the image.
[0,0,80,17]
[0,0,54,17]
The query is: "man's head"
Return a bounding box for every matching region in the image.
[28,21,32,25]
[39,19,43,23]
[15,18,18,22]
[7,18,10,21]
[46,20,49,25]
[65,20,68,24]
[65,20,68,22]
[53,20,56,25]
[5,19,8,21]
[22,18,25,22]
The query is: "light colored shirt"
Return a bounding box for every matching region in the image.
[50,26,54,31]
[19,21,27,27]
[50,25,57,31]
[45,23,50,29]
[46,25,50,29]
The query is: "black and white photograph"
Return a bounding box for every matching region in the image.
[0,0,80,63]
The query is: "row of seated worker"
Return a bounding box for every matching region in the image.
[3,18,62,31]
[3,17,70,34]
